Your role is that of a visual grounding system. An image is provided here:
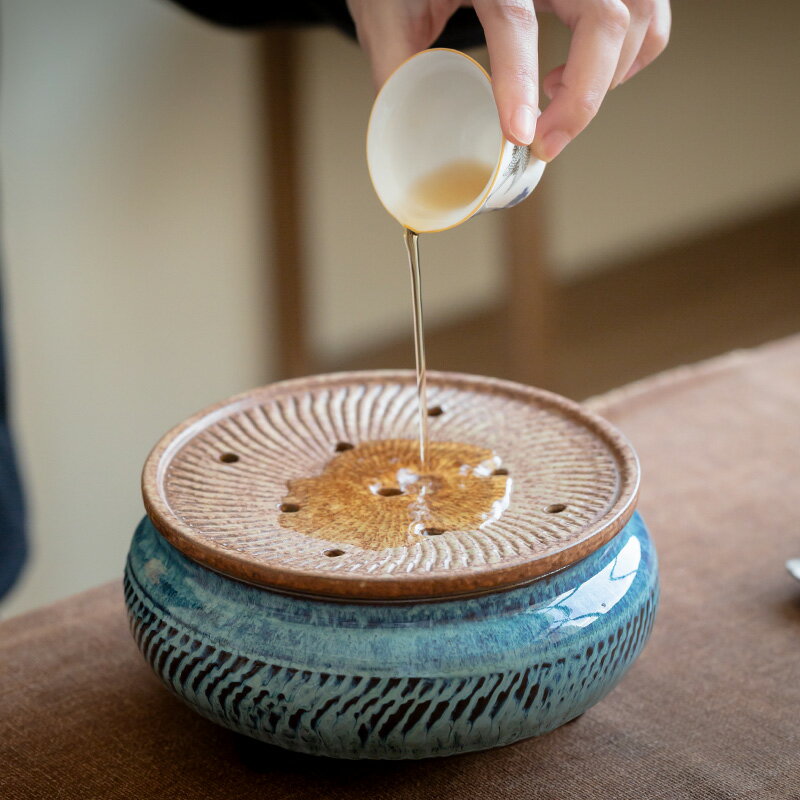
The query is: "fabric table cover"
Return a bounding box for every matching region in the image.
[2,336,799,799]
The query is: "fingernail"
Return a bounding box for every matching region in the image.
[536,131,570,162]
[510,105,536,145]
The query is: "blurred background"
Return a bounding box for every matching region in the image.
[1,0,798,616]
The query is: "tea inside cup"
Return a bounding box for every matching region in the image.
[367,49,502,233]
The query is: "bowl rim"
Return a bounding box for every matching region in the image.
[142,370,640,602]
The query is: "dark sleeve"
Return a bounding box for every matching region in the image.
[0,278,27,600]
[169,1,485,51]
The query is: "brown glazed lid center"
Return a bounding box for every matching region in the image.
[142,371,639,601]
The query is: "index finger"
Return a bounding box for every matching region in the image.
[534,0,630,161]
[473,0,539,146]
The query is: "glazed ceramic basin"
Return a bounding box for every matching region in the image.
[124,371,657,759]
[125,512,656,759]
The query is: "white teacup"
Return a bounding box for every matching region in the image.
[367,48,546,234]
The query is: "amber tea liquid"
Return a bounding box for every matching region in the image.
[404,159,494,220]
[280,439,510,548]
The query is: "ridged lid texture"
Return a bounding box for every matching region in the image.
[142,371,639,601]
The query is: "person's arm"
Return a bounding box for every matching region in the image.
[169,0,356,31]
[169,0,483,50]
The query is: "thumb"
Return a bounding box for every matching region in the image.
[348,1,460,92]
[348,2,422,91]
[369,36,421,91]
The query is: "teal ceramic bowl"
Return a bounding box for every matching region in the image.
[124,372,657,760]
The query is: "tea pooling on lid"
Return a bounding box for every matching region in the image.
[279,439,511,550]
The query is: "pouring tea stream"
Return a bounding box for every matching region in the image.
[367,48,546,469]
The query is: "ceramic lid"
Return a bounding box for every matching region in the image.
[142,371,639,602]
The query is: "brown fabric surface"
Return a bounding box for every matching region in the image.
[2,337,799,800]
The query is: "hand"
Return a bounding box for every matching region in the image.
[346,0,671,161]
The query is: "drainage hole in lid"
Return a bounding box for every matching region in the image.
[219,452,239,463]
[427,406,444,417]
[546,503,567,514]
[335,441,354,452]
[324,549,345,557]
[280,503,301,513]
[492,468,509,476]
[377,487,403,497]
[424,527,446,536]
